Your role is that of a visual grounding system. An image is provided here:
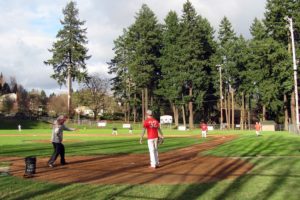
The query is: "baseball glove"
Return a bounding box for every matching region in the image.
[158,137,164,145]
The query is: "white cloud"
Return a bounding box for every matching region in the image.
[0,0,267,96]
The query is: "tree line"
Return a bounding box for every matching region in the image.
[108,0,300,130]
[0,72,48,116]
[43,0,300,129]
[0,72,119,119]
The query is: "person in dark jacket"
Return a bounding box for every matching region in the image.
[48,115,76,168]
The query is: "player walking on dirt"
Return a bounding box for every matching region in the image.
[48,115,76,168]
[140,110,164,169]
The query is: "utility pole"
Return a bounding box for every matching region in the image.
[287,17,299,133]
[217,65,223,129]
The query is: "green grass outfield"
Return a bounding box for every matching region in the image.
[1,128,300,200]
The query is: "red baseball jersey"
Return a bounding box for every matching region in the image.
[200,123,208,131]
[255,123,261,131]
[143,117,160,139]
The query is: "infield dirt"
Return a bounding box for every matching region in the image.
[0,135,253,184]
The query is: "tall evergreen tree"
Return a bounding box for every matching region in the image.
[126,4,162,119]
[229,35,248,129]
[44,1,91,117]
[178,1,215,129]
[264,0,299,45]
[217,17,238,82]
[217,16,238,128]
[250,18,267,40]
[157,11,182,126]
[218,17,237,45]
[108,30,133,120]
[2,83,11,94]
[195,16,216,121]
[40,90,48,114]
[0,72,3,85]
[16,85,29,114]
[245,18,291,124]
[264,0,298,126]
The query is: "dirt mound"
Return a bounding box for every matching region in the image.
[1,135,253,185]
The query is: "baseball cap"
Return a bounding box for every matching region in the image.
[146,110,152,116]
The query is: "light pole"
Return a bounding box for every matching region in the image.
[217,65,223,129]
[287,17,299,133]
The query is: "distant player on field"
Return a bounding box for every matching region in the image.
[112,126,118,135]
[255,122,261,136]
[129,124,133,134]
[200,121,208,138]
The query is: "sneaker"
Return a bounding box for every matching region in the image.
[148,166,156,169]
[48,163,54,168]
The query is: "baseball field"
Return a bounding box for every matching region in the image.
[1,128,300,200]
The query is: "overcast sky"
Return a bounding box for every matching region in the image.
[0,0,266,95]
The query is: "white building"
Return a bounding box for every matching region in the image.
[74,106,94,117]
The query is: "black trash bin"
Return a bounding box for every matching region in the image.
[24,156,36,176]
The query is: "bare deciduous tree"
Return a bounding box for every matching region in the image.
[74,74,110,120]
[47,94,68,117]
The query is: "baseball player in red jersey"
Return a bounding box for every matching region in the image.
[140,110,164,169]
[200,121,208,138]
[255,122,261,136]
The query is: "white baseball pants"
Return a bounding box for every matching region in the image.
[147,138,159,167]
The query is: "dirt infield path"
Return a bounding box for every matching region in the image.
[0,135,253,185]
